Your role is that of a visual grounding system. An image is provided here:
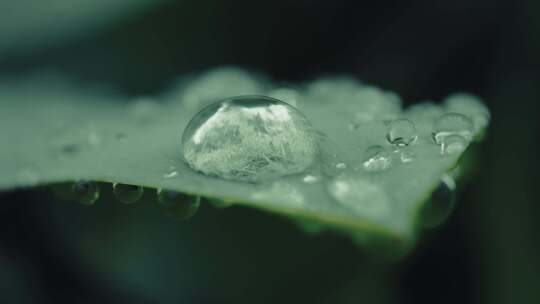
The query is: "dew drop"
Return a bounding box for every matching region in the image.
[156,189,200,221]
[432,112,474,144]
[362,145,392,172]
[327,175,389,218]
[112,183,144,204]
[422,174,456,228]
[440,134,468,155]
[182,95,319,183]
[71,180,99,205]
[386,119,417,146]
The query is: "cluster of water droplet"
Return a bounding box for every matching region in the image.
[39,70,489,229]
[54,180,201,221]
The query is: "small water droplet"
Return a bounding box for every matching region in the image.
[422,174,456,228]
[432,112,474,144]
[156,189,200,220]
[440,134,467,155]
[327,175,389,218]
[182,95,319,182]
[72,180,99,205]
[112,183,144,204]
[302,174,320,184]
[362,145,392,172]
[163,166,179,179]
[336,162,347,169]
[386,119,417,146]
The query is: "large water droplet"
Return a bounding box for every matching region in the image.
[386,118,417,146]
[112,183,144,204]
[422,174,456,228]
[432,112,474,144]
[182,95,319,182]
[440,134,467,155]
[327,175,389,218]
[362,145,392,172]
[157,189,200,221]
[72,180,99,205]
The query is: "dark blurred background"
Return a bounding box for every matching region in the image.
[0,0,538,303]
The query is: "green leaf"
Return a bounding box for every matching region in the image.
[0,69,489,254]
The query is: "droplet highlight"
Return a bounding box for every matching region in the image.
[71,180,99,205]
[182,95,319,182]
[157,189,201,221]
[386,118,417,146]
[440,134,467,155]
[112,183,144,204]
[362,145,392,172]
[432,112,474,144]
